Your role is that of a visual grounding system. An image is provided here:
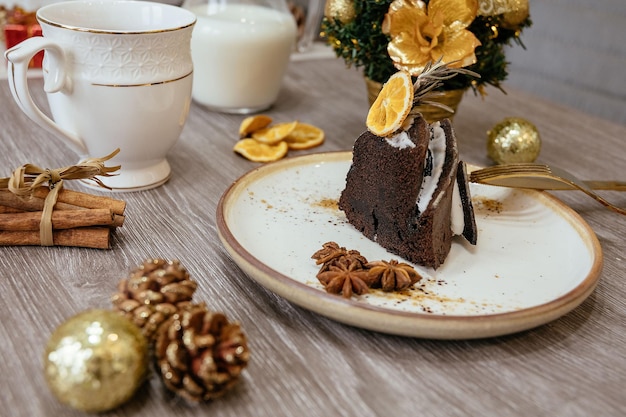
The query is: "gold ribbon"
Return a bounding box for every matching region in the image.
[0,149,121,246]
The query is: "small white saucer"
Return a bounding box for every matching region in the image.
[79,158,171,192]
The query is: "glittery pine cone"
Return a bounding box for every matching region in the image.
[111,258,198,342]
[155,303,250,402]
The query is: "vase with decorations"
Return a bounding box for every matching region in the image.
[322,0,531,122]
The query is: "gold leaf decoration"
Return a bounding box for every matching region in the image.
[382,0,482,76]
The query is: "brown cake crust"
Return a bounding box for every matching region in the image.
[339,118,459,269]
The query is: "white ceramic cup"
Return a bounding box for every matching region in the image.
[183,0,297,114]
[5,0,197,191]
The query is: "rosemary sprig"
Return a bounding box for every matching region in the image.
[410,59,480,114]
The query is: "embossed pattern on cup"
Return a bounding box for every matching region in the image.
[39,22,194,85]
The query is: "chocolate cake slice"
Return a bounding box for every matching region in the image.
[339,116,427,256]
[339,117,475,269]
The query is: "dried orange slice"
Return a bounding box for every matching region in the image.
[366,71,414,137]
[251,121,298,144]
[239,114,273,138]
[233,138,288,162]
[284,123,325,150]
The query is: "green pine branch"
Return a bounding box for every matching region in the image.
[321,0,531,92]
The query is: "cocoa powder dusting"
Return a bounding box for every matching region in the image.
[312,198,339,210]
[473,196,503,214]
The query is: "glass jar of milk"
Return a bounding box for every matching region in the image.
[183,0,297,113]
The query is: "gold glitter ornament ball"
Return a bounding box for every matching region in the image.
[501,0,530,29]
[324,0,356,24]
[43,309,149,413]
[487,117,541,164]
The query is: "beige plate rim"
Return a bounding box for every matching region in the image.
[216,151,603,339]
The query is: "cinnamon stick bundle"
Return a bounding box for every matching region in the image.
[0,186,126,249]
[0,150,126,249]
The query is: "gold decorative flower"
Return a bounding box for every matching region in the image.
[383,0,481,75]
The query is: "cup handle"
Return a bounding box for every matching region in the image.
[5,37,87,155]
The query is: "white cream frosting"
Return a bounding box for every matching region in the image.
[416,121,465,236]
[387,130,416,149]
[416,122,446,214]
[450,177,465,235]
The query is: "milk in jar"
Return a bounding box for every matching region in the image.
[189,3,297,113]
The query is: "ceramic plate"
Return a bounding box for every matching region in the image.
[216,152,603,339]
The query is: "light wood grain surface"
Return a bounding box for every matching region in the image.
[1,57,625,417]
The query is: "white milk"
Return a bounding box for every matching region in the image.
[189,4,297,112]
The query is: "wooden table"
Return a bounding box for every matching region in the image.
[1,57,625,417]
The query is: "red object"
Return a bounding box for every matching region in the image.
[4,20,44,68]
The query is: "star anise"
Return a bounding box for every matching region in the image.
[317,259,374,298]
[366,260,422,292]
[312,241,367,274]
